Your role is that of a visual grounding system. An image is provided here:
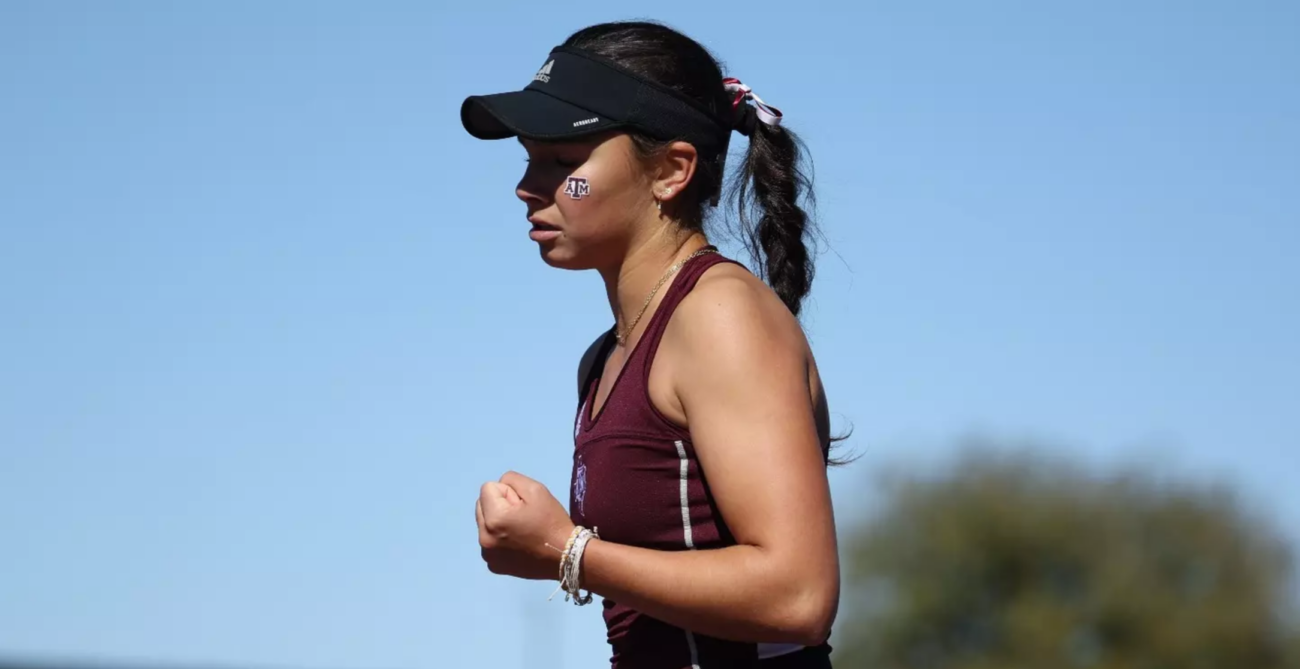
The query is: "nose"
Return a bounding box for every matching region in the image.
[515,165,552,207]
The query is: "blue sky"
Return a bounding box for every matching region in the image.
[1,2,1296,668]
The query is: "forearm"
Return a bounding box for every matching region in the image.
[579,538,831,645]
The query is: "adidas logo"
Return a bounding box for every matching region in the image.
[533,60,553,83]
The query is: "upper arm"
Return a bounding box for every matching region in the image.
[667,274,838,578]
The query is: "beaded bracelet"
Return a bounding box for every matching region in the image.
[557,525,583,584]
[563,527,598,605]
[547,525,598,606]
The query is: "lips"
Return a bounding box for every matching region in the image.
[527,216,562,242]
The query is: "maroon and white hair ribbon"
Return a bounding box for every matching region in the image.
[723,77,783,128]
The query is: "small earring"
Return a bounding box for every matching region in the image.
[655,199,662,213]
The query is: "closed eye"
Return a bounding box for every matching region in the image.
[518,137,587,169]
[521,156,582,169]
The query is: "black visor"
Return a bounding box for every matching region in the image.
[461,46,732,164]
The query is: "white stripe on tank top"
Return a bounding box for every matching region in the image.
[674,440,804,664]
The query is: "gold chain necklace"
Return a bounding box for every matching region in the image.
[615,246,717,346]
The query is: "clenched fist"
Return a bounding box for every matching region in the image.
[476,471,576,581]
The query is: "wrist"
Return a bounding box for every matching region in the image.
[554,525,599,606]
[549,525,580,570]
[576,536,601,590]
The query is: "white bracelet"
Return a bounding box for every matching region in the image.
[560,526,598,606]
[547,526,597,605]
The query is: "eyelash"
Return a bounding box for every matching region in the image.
[523,158,581,168]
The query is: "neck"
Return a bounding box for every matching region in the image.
[599,229,711,345]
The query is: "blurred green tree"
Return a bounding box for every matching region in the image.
[833,446,1299,669]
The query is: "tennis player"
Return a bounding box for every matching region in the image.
[465,21,841,668]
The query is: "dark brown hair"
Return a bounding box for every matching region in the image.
[564,21,818,317]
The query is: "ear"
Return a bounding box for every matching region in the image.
[650,140,699,204]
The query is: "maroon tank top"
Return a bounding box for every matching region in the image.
[569,250,832,669]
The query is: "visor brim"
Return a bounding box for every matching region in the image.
[461,90,622,141]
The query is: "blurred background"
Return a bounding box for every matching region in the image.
[2,1,1297,668]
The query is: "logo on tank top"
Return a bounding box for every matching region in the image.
[574,453,588,517]
[564,176,590,199]
[573,400,588,516]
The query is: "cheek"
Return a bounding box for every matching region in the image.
[554,169,639,229]
[554,174,608,226]
[558,175,596,206]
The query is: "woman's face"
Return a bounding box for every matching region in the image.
[516,132,654,270]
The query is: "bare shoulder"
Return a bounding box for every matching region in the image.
[665,262,809,372]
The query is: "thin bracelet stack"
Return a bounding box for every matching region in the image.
[550,525,598,606]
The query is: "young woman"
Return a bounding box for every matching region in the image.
[463,21,841,669]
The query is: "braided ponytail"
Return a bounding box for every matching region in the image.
[734,120,815,317]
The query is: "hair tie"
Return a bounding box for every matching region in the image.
[723,77,783,135]
[734,104,759,136]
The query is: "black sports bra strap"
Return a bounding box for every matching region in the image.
[577,327,615,404]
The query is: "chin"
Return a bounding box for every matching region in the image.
[536,242,599,271]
